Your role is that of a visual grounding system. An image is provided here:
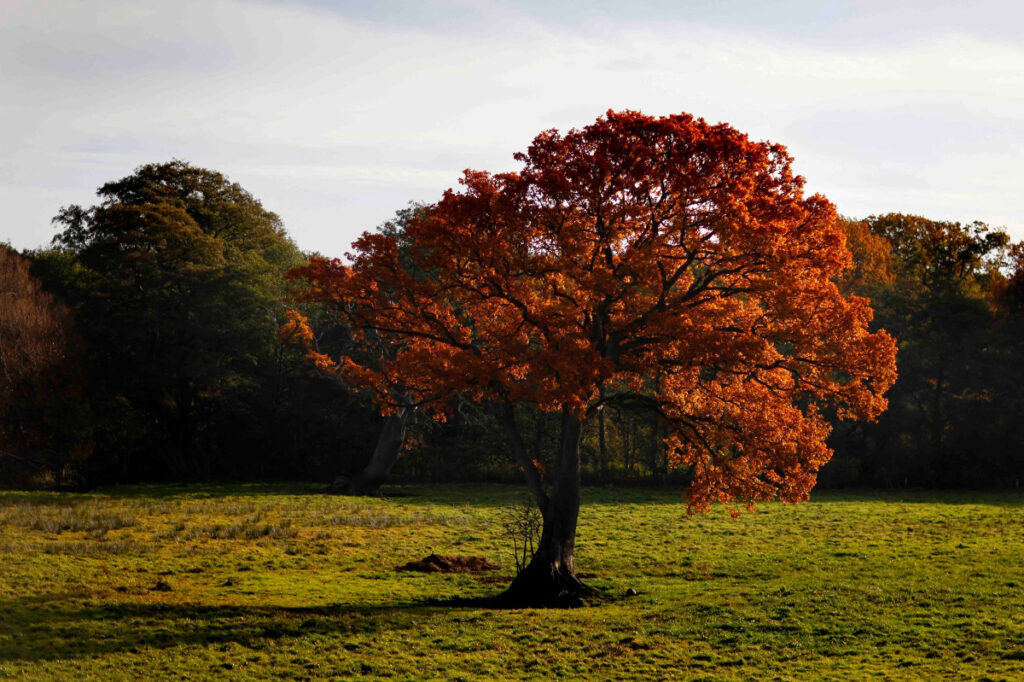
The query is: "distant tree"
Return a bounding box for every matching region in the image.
[828,214,1016,487]
[282,297,409,495]
[0,245,91,485]
[1001,241,1024,312]
[286,204,428,496]
[837,217,895,293]
[866,214,1009,290]
[49,161,306,480]
[288,110,897,605]
[993,243,1024,484]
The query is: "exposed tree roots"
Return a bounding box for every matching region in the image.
[491,563,597,609]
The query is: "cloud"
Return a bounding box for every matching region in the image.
[1,0,1022,254]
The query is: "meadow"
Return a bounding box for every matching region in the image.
[1,483,1023,680]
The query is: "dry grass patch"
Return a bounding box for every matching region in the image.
[2,504,137,534]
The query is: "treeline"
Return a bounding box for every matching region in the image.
[2,162,1022,489]
[826,215,1024,488]
[2,162,383,487]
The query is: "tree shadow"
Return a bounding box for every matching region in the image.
[0,481,696,508]
[8,482,1015,511]
[0,593,475,663]
[808,488,1024,506]
[0,482,323,505]
[375,483,693,508]
[0,578,627,663]
[92,482,325,499]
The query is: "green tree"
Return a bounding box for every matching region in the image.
[49,161,306,480]
[828,214,1016,487]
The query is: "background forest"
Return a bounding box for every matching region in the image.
[3,161,1023,491]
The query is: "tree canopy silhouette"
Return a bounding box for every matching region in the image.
[48,161,306,479]
[829,214,1019,488]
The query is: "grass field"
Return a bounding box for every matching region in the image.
[1,483,1023,680]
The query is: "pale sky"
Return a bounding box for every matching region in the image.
[2,0,1022,255]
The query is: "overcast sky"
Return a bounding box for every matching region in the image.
[2,0,1022,255]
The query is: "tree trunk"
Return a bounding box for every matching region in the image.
[331,407,412,496]
[647,413,665,483]
[625,413,637,475]
[499,408,591,607]
[532,409,547,467]
[931,367,945,471]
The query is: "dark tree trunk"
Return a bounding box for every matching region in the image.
[647,413,665,483]
[499,409,592,607]
[498,401,548,511]
[532,409,547,466]
[331,407,412,496]
[931,367,945,469]
[625,413,637,474]
[597,406,608,484]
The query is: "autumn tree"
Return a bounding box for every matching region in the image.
[0,245,91,485]
[285,205,430,496]
[288,111,897,605]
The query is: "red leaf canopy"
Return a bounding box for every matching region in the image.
[289,110,897,511]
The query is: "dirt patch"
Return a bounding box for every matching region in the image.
[397,553,499,574]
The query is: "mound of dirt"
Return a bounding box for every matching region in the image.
[397,554,499,574]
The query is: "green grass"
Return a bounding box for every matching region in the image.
[1,483,1023,680]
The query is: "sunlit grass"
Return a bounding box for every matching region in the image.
[1,483,1022,679]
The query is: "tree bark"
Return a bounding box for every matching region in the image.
[499,408,591,607]
[331,406,412,496]
[647,413,665,483]
[498,401,549,512]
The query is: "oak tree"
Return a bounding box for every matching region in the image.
[288,111,897,605]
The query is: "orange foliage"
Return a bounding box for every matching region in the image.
[0,246,90,481]
[518,459,546,482]
[837,217,895,290]
[289,111,897,512]
[0,247,73,387]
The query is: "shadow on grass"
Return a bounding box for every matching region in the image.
[0,594,473,663]
[0,581,624,663]
[378,484,694,508]
[0,482,324,505]
[4,482,1021,511]
[385,485,1024,509]
[0,483,693,508]
[808,488,1024,506]
[93,482,327,499]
